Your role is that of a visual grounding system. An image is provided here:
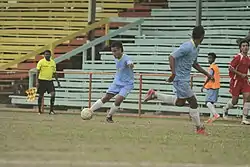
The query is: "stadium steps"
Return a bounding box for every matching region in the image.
[0,0,134,97]
[9,0,249,115]
[0,0,135,71]
[0,0,167,98]
[3,0,167,70]
[0,0,167,72]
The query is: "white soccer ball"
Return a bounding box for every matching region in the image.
[81,108,93,120]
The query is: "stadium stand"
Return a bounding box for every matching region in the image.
[80,0,250,115]
[0,0,166,97]
[0,0,137,97]
[9,0,250,116]
[0,0,134,69]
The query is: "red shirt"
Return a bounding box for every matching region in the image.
[230,53,250,80]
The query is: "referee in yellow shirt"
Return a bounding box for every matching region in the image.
[36,50,60,114]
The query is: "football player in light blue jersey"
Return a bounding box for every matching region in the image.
[90,41,134,123]
[144,26,214,135]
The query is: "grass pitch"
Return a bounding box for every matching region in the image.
[0,111,250,167]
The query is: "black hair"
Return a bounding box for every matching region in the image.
[238,39,249,49]
[208,52,216,60]
[192,25,205,39]
[110,41,124,52]
[43,50,51,54]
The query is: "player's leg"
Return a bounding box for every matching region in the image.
[205,89,220,123]
[186,96,207,135]
[37,80,46,114]
[47,81,56,114]
[144,82,180,106]
[144,81,192,107]
[106,84,133,123]
[176,81,208,135]
[90,84,117,112]
[241,81,250,124]
[144,90,177,105]
[223,79,240,119]
[90,93,115,112]
[223,96,239,119]
[241,93,250,124]
[146,81,207,135]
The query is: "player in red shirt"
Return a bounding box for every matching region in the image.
[223,39,250,125]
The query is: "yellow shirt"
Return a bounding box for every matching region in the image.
[36,58,56,81]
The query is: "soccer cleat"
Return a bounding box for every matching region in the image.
[196,126,209,136]
[206,114,220,124]
[241,120,250,125]
[49,111,56,115]
[144,89,156,102]
[106,116,114,123]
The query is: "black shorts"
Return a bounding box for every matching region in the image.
[37,79,55,94]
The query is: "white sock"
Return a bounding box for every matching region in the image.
[206,102,217,116]
[107,103,119,117]
[155,92,177,105]
[90,99,103,112]
[189,108,201,127]
[242,102,250,121]
[225,100,234,110]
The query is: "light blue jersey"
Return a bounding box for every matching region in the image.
[172,40,199,81]
[107,54,134,98]
[113,54,134,86]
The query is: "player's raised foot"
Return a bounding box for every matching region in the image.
[196,125,209,136]
[206,113,220,123]
[205,118,213,124]
[241,120,250,125]
[144,89,156,102]
[49,110,56,115]
[214,113,220,120]
[106,116,114,123]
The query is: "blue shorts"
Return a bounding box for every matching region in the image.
[107,83,134,98]
[205,89,219,103]
[173,81,194,99]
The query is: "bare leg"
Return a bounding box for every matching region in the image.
[90,93,115,112]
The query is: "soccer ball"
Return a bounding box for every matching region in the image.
[81,108,93,120]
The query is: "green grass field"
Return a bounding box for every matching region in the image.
[0,111,250,167]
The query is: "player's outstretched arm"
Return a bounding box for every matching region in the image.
[193,62,213,80]
[201,71,213,92]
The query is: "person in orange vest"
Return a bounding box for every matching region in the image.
[201,52,220,123]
